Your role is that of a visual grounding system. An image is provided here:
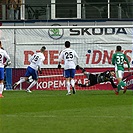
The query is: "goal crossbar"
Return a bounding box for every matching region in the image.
[0,25,133,29]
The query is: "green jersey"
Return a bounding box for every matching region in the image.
[112,51,130,71]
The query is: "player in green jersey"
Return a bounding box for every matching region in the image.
[112,45,130,95]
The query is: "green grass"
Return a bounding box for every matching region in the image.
[0,90,133,133]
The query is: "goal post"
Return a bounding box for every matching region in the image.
[0,25,132,90]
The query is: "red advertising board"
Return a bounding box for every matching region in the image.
[12,68,133,91]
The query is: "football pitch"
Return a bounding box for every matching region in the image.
[0,90,133,133]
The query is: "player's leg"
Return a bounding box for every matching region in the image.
[79,66,86,73]
[122,71,132,93]
[0,81,4,98]
[70,69,76,94]
[26,80,37,93]
[0,68,5,97]
[64,70,71,95]
[12,67,31,89]
[26,68,38,93]
[66,78,71,95]
[116,70,125,94]
[13,77,27,89]
[71,79,76,94]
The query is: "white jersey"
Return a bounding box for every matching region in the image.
[59,48,79,70]
[29,52,45,71]
[0,48,11,68]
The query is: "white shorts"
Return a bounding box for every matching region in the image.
[116,70,124,79]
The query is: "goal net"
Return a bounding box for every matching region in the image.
[0,25,132,90]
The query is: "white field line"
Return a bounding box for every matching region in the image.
[1,114,132,119]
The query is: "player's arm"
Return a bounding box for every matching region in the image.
[124,54,130,71]
[4,60,11,68]
[38,65,42,74]
[4,59,11,67]
[28,53,35,63]
[58,51,63,68]
[77,65,86,72]
[37,58,44,74]
[111,54,115,65]
[74,51,80,69]
[76,66,90,79]
[110,78,117,88]
[4,51,11,67]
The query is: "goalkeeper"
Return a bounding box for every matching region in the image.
[76,67,117,89]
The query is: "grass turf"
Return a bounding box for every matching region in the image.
[0,90,133,133]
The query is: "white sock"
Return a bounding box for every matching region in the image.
[17,78,25,85]
[27,80,37,90]
[66,81,70,93]
[70,79,75,88]
[0,83,4,95]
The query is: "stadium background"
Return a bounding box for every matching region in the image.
[0,0,132,90]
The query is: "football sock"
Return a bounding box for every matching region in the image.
[117,84,121,92]
[66,81,70,93]
[0,83,4,94]
[119,81,126,87]
[27,80,37,90]
[117,81,126,92]
[70,79,75,88]
[17,78,25,85]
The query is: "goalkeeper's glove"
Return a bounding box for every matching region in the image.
[76,65,80,70]
[58,64,61,69]
[82,69,86,73]
[39,70,42,74]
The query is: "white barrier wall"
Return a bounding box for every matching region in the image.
[0,24,133,68]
